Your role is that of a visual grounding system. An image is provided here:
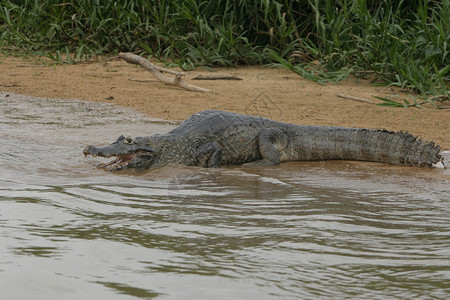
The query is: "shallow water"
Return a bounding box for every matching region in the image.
[1,92,449,299]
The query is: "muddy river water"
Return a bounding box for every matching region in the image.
[1,92,449,299]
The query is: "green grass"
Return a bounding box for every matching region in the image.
[268,0,449,105]
[0,0,448,104]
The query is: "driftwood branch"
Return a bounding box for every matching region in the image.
[145,64,186,76]
[118,52,212,93]
[336,93,374,104]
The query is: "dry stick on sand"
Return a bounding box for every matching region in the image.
[16,64,46,68]
[192,75,243,80]
[118,52,212,93]
[336,93,374,104]
[128,78,159,83]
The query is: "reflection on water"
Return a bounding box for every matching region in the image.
[0,92,449,299]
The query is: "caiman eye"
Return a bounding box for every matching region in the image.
[124,137,134,144]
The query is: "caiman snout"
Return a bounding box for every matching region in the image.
[83,138,157,170]
[83,140,155,158]
[83,145,97,156]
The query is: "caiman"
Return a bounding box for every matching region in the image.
[83,110,445,170]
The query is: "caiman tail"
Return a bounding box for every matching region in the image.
[299,127,443,167]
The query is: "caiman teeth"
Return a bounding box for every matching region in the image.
[98,154,136,170]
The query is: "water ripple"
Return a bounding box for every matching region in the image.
[1,93,449,299]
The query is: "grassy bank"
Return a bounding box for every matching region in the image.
[0,0,448,103]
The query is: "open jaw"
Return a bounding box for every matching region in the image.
[83,139,157,170]
[98,153,137,170]
[84,151,139,170]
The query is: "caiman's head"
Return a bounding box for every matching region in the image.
[83,135,157,171]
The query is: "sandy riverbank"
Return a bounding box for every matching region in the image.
[1,54,448,149]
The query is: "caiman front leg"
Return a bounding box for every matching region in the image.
[194,142,223,168]
[244,128,288,166]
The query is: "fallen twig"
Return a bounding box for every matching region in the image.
[119,52,211,93]
[0,83,20,87]
[128,78,159,83]
[429,95,449,102]
[336,93,374,104]
[16,64,46,68]
[192,75,242,80]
